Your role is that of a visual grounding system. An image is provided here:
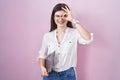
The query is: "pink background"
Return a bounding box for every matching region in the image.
[0,0,120,80]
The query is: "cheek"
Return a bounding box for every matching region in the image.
[54,18,59,23]
[54,18,57,23]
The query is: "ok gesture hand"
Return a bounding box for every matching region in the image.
[62,6,74,22]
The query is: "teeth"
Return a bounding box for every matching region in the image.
[58,22,64,24]
[59,22,63,23]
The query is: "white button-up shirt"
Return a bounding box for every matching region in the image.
[38,27,93,72]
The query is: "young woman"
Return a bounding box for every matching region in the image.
[38,3,93,80]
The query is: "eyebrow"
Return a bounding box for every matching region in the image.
[55,14,67,16]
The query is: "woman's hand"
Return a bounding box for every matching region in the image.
[41,66,49,77]
[62,6,74,22]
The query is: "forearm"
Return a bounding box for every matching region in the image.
[71,19,91,40]
[39,58,46,68]
[63,6,92,40]
[39,58,49,76]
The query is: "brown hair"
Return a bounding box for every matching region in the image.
[50,3,73,32]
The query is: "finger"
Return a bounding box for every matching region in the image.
[62,7,68,12]
[44,71,49,76]
[43,73,49,77]
[65,6,69,11]
[45,73,49,76]
[41,72,48,77]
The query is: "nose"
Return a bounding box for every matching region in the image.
[59,17,64,21]
[59,16,66,20]
[59,17,63,19]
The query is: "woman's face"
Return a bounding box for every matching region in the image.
[54,10,68,27]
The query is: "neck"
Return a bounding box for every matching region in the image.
[57,26,67,33]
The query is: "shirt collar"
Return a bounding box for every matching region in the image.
[54,27,70,44]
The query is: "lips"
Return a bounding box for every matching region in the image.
[57,20,65,24]
[58,22,64,24]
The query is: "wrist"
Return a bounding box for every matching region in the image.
[72,19,80,27]
[41,66,46,70]
[40,65,45,68]
[70,18,75,22]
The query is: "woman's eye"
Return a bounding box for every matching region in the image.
[55,15,60,18]
[64,14,68,17]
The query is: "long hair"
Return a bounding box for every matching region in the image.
[50,3,73,32]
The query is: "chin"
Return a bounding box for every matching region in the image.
[57,25,65,27]
[57,23,66,27]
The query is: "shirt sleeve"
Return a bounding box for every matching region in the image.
[37,34,48,59]
[75,29,94,45]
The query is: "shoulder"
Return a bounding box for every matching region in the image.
[43,30,55,39]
